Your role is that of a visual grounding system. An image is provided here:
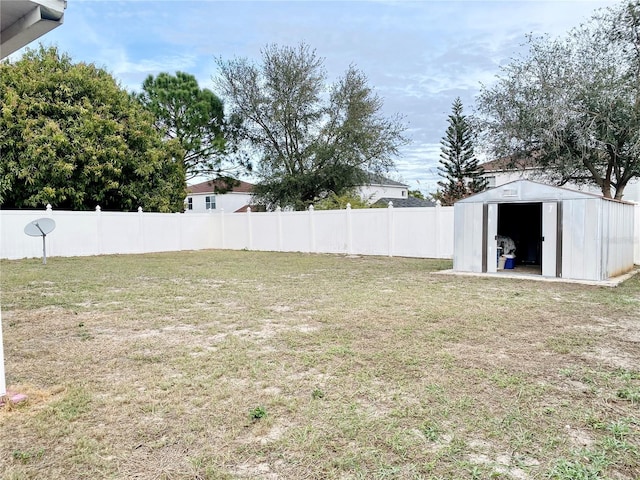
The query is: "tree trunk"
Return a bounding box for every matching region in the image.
[601,177,612,199]
[614,180,627,200]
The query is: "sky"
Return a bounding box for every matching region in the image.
[16,0,617,193]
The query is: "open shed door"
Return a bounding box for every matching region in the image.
[542,202,561,277]
[484,203,498,273]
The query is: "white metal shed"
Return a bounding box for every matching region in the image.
[453,180,635,282]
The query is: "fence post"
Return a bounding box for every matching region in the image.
[435,200,441,258]
[276,206,283,252]
[634,203,640,265]
[246,207,252,250]
[346,203,353,255]
[220,208,225,250]
[387,201,394,257]
[95,205,102,255]
[308,205,316,253]
[43,204,54,257]
[137,207,145,254]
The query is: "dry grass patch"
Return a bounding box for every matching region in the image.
[0,251,638,479]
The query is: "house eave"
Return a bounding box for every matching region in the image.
[1,0,67,59]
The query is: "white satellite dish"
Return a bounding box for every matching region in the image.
[24,218,56,264]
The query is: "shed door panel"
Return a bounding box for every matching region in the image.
[542,202,558,277]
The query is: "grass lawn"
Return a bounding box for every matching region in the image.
[0,250,638,479]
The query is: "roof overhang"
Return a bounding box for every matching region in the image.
[1,0,67,59]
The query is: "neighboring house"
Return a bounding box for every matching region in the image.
[358,174,409,203]
[480,157,640,203]
[186,179,254,213]
[186,174,412,211]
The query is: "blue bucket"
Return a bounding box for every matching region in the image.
[504,255,515,269]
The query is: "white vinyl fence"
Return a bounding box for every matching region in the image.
[0,204,455,261]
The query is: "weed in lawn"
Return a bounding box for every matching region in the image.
[489,369,525,388]
[12,448,44,464]
[617,386,640,403]
[613,368,640,381]
[545,333,595,354]
[601,436,638,456]
[547,449,610,479]
[421,420,441,441]
[42,386,91,422]
[373,464,403,478]
[249,405,268,421]
[465,463,500,480]
[606,419,632,439]
[585,412,607,431]
[76,322,93,341]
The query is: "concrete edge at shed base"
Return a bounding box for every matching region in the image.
[0,391,28,407]
[433,268,639,287]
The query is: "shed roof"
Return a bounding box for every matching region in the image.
[456,180,606,204]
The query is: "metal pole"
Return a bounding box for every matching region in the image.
[35,223,47,265]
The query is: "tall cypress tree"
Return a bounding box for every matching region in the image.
[436,97,487,205]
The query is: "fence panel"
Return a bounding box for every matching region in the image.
[220,212,249,250]
[1,210,56,259]
[98,211,143,255]
[393,207,437,258]
[312,210,350,254]
[280,211,313,253]
[351,208,391,256]
[248,211,280,252]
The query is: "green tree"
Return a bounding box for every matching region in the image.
[408,189,425,200]
[138,71,243,187]
[215,43,407,210]
[0,45,185,211]
[436,97,487,205]
[313,191,372,210]
[476,1,640,200]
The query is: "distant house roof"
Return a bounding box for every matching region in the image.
[365,173,408,188]
[480,156,539,173]
[187,179,254,195]
[234,204,266,213]
[374,197,435,208]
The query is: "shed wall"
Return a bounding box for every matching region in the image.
[602,200,635,279]
[562,199,602,281]
[561,198,635,281]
